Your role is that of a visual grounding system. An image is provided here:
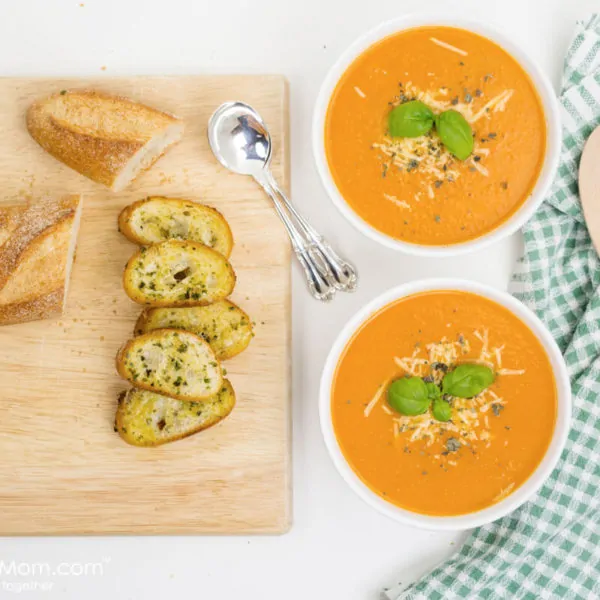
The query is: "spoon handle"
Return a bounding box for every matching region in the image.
[255,176,335,302]
[262,171,358,292]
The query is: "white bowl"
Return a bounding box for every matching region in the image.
[319,279,571,530]
[312,16,562,257]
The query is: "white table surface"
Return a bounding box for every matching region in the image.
[0,0,596,598]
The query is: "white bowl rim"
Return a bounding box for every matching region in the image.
[319,278,572,531]
[312,14,562,257]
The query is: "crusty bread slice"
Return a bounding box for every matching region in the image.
[115,380,236,447]
[118,197,233,257]
[116,329,223,401]
[0,195,82,326]
[26,90,184,192]
[134,300,253,360]
[123,240,236,307]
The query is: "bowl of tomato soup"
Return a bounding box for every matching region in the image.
[313,17,561,256]
[319,279,570,529]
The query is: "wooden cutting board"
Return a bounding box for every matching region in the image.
[0,76,291,535]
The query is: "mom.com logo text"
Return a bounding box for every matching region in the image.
[0,558,109,594]
[1,560,107,578]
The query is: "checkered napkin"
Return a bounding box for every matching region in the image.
[384,15,600,600]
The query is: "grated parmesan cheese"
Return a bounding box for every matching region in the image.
[494,345,505,368]
[365,330,526,466]
[493,482,516,503]
[374,82,514,196]
[364,380,389,417]
[470,90,514,122]
[383,193,411,210]
[429,37,468,56]
[497,368,526,376]
[354,86,366,98]
[471,161,490,177]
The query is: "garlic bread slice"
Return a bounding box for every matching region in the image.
[115,380,236,447]
[123,240,236,307]
[118,197,233,257]
[134,300,253,360]
[116,329,223,401]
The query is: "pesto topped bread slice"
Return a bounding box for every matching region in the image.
[115,380,236,447]
[123,240,236,307]
[134,300,253,360]
[118,197,233,257]
[116,329,222,401]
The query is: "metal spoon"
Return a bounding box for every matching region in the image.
[208,101,357,302]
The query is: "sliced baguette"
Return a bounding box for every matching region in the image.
[26,90,184,192]
[0,195,82,326]
[134,300,253,360]
[123,240,236,307]
[116,329,223,401]
[115,380,236,447]
[118,197,233,257]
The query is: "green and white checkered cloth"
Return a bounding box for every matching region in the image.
[384,15,600,600]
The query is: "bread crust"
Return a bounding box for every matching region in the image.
[26,90,183,191]
[0,195,81,326]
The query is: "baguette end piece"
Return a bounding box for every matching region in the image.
[0,195,82,326]
[26,90,184,191]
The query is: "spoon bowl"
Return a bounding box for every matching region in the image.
[208,102,272,179]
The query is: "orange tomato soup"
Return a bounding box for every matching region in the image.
[325,26,546,245]
[331,291,557,516]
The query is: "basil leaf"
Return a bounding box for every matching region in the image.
[425,382,441,401]
[432,398,452,422]
[435,109,474,160]
[387,377,431,416]
[442,364,495,398]
[388,101,434,138]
